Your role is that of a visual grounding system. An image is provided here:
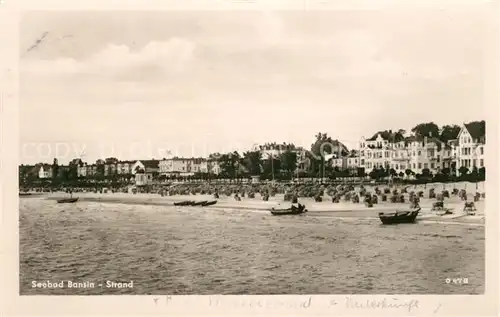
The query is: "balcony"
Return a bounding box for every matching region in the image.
[392,156,410,161]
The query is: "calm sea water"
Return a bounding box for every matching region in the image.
[19,198,484,295]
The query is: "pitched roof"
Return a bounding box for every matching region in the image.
[464,121,486,142]
[366,132,391,141]
[366,130,405,142]
[141,160,159,169]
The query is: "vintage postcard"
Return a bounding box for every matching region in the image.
[1,0,498,316]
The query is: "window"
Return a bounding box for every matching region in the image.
[418,151,421,156]
[480,159,484,167]
[361,159,365,165]
[480,147,484,155]
[413,163,416,169]
[418,163,422,169]
[431,163,435,169]
[473,159,477,167]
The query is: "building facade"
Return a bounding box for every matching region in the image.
[359,133,455,176]
[116,161,134,174]
[38,165,53,178]
[455,122,486,175]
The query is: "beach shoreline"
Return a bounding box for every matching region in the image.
[31,190,485,224]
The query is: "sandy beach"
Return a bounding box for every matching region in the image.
[37,181,485,224]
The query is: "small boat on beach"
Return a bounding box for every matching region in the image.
[201,200,217,207]
[174,200,194,206]
[378,207,420,225]
[436,208,454,216]
[57,197,79,204]
[269,203,307,216]
[191,201,207,206]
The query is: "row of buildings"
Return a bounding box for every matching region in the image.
[32,121,486,182]
[37,158,222,179]
[331,121,486,176]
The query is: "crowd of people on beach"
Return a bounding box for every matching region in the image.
[22,180,485,211]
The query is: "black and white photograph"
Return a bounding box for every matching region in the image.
[17,7,490,298]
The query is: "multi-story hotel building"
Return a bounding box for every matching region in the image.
[455,121,486,174]
[116,161,134,174]
[158,157,221,176]
[359,132,454,175]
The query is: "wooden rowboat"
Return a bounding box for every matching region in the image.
[173,200,194,206]
[378,207,420,224]
[190,201,208,206]
[269,204,307,216]
[201,200,217,207]
[57,197,79,204]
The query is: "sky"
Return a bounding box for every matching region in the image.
[19,9,488,164]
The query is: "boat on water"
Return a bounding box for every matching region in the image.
[378,207,420,225]
[57,197,79,204]
[19,192,33,196]
[201,200,217,207]
[269,203,307,216]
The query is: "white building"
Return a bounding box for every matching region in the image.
[359,132,455,176]
[135,173,153,186]
[116,161,134,174]
[455,121,486,175]
[38,164,53,179]
[77,163,88,177]
[131,160,160,175]
[159,157,218,176]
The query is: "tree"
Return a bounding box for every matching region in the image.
[218,152,241,179]
[105,157,119,164]
[52,158,59,181]
[242,151,262,176]
[398,171,404,178]
[478,167,485,181]
[405,169,413,178]
[310,132,348,177]
[369,169,378,180]
[67,159,80,181]
[469,166,479,181]
[421,168,432,179]
[389,168,397,177]
[458,166,469,177]
[357,167,366,178]
[441,167,451,176]
[280,150,298,178]
[378,166,388,179]
[96,161,105,177]
[411,122,440,138]
[439,125,461,143]
[262,155,281,180]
